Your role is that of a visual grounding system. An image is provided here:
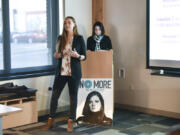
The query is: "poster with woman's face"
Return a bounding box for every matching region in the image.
[76,78,113,126]
[89,94,102,112]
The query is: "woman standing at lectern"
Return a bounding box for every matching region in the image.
[42,16,86,132]
[87,21,112,51]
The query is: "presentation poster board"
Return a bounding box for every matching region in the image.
[76,51,114,126]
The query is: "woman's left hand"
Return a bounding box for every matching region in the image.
[70,50,80,58]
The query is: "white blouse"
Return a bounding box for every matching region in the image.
[61,42,72,76]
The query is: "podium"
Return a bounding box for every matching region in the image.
[77,50,114,125]
[81,50,113,78]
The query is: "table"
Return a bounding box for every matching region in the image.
[0,104,22,135]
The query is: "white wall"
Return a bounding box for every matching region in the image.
[65,0,92,40]
[104,0,180,113]
[0,0,92,116]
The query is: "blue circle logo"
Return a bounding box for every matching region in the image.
[84,80,92,89]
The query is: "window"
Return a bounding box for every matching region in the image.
[10,0,51,68]
[0,0,60,80]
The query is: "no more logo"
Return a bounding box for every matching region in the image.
[80,80,112,89]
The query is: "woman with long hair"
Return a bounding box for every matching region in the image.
[77,91,112,126]
[43,16,86,132]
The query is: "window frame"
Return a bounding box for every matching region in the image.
[0,0,60,81]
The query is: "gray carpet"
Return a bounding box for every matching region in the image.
[3,109,180,135]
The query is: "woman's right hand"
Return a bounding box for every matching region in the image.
[54,52,62,59]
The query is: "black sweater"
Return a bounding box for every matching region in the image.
[87,35,112,51]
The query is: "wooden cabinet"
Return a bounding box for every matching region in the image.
[0,96,37,129]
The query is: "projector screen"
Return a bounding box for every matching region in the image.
[147,0,180,70]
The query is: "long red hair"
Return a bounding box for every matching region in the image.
[57,16,79,52]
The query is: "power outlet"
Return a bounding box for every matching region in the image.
[119,68,125,78]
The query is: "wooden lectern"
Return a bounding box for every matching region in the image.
[81,50,113,78]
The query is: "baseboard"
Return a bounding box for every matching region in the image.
[115,103,180,119]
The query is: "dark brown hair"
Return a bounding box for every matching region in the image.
[82,91,104,116]
[92,21,105,36]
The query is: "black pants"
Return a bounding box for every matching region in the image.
[49,76,80,120]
